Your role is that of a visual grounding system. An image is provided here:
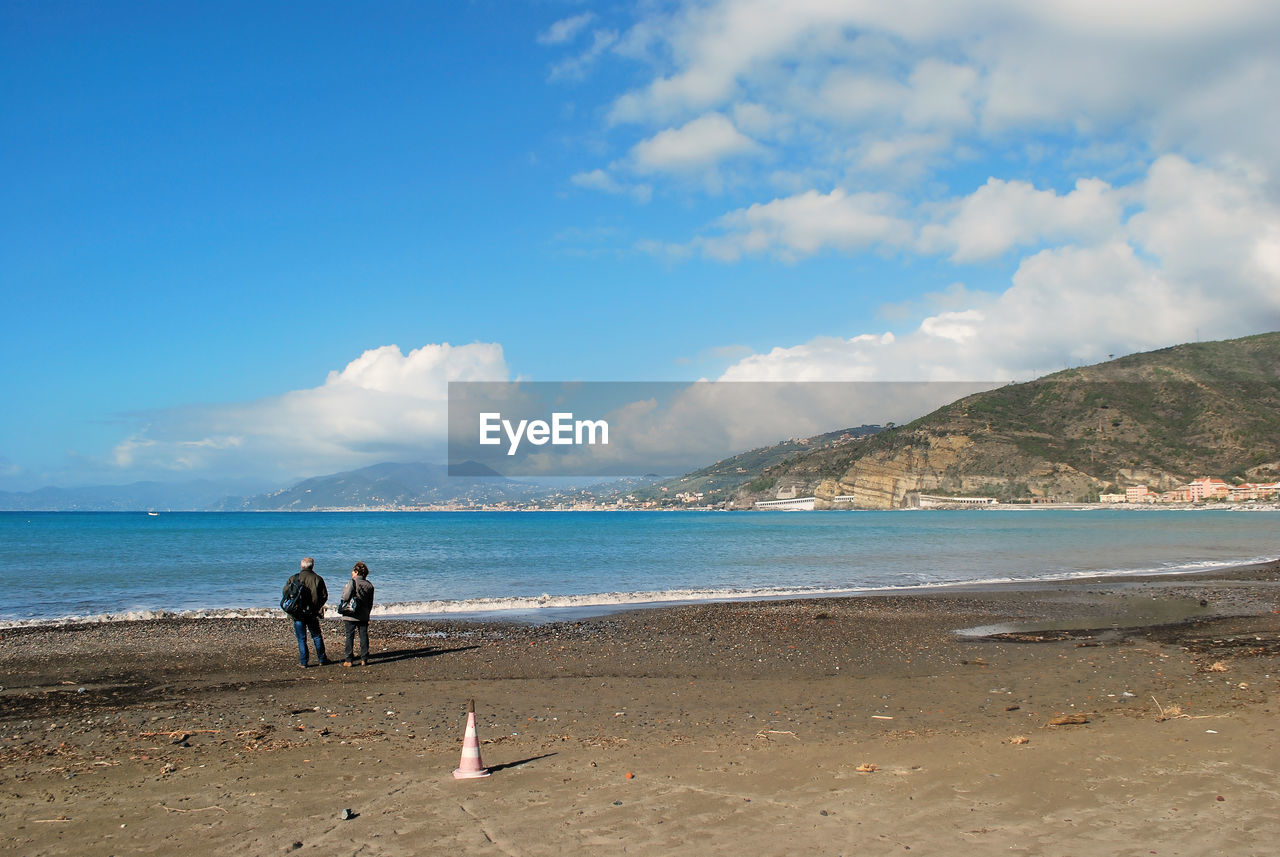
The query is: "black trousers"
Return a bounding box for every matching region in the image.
[343,621,369,660]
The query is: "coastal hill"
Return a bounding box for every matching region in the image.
[219,462,546,510]
[735,331,1280,508]
[629,424,885,506]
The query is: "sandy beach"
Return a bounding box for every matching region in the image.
[3,563,1279,857]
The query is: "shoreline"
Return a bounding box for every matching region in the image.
[7,502,1280,513]
[5,554,1278,631]
[3,560,1278,855]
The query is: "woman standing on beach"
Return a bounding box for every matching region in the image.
[340,561,375,667]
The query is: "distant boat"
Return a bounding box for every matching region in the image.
[147,511,159,517]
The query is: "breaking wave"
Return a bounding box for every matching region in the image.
[1,553,1270,630]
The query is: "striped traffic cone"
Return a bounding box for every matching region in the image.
[452,699,490,779]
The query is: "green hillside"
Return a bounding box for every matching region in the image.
[735,332,1280,507]
[632,425,883,505]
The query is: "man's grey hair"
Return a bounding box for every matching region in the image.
[301,557,315,572]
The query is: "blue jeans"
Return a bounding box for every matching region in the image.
[293,617,327,665]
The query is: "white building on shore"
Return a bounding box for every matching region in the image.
[754,496,817,510]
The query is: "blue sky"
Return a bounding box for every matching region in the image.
[4,1,1280,491]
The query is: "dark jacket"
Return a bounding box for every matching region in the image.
[340,577,375,623]
[284,569,328,618]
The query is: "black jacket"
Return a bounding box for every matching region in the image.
[284,569,328,618]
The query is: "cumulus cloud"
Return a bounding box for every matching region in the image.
[919,177,1125,262]
[630,113,763,174]
[606,1,1279,141]
[585,1,1280,191]
[109,343,510,481]
[691,188,912,261]
[718,158,1280,382]
[606,0,860,124]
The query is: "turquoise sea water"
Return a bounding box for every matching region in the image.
[0,510,1276,625]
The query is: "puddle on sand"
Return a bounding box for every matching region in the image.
[955,595,1211,638]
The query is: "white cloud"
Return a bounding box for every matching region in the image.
[692,188,912,261]
[815,71,909,121]
[918,309,985,344]
[538,13,595,46]
[110,343,510,480]
[718,158,1280,382]
[570,0,1280,305]
[1129,155,1276,287]
[606,0,870,124]
[571,167,626,193]
[570,168,652,203]
[566,3,1280,398]
[594,1,1280,182]
[730,102,786,139]
[549,28,619,81]
[630,113,763,173]
[903,59,979,129]
[720,333,898,381]
[856,132,950,173]
[919,177,1125,262]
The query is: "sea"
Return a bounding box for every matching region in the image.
[1,509,1276,627]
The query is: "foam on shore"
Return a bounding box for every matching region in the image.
[3,554,1272,630]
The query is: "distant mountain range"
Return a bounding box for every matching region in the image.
[216,462,548,510]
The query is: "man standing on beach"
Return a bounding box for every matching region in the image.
[283,557,330,668]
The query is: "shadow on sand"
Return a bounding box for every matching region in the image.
[485,753,558,773]
[364,644,481,665]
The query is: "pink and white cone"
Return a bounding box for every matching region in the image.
[453,702,490,779]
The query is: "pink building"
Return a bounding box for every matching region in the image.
[1125,485,1155,503]
[1188,477,1231,501]
[1232,481,1280,501]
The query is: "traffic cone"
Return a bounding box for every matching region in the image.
[452,699,490,779]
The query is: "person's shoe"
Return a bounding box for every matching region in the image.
[317,658,333,667]
[299,662,310,669]
[342,660,353,668]
[361,659,368,667]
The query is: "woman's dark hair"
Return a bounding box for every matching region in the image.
[352,561,369,578]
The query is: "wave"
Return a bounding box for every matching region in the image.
[1,553,1271,630]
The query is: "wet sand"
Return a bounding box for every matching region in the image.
[2,562,1279,856]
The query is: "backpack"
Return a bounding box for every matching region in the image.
[281,575,314,618]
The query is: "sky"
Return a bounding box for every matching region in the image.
[3,0,1280,491]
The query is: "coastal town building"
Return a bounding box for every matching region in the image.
[917,494,998,507]
[755,496,817,510]
[1118,476,1278,505]
[1187,476,1231,501]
